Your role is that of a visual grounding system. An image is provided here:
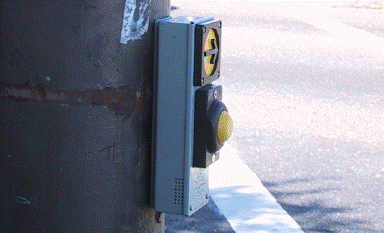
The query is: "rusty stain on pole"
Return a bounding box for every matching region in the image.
[0,83,151,117]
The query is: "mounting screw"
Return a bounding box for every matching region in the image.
[211,154,216,163]
[201,78,205,85]
[15,196,31,205]
[205,194,209,199]
[213,90,218,99]
[45,76,51,81]
[190,205,193,211]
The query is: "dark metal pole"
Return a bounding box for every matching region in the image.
[0,0,169,232]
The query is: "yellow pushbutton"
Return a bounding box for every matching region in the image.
[217,111,233,145]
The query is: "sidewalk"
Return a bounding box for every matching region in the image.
[165,144,303,233]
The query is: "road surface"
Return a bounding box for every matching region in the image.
[169,1,384,232]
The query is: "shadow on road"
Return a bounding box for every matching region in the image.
[263,178,379,233]
[165,196,235,233]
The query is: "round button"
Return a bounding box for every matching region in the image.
[217,111,233,145]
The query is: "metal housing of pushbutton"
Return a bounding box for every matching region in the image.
[151,16,215,216]
[151,16,230,216]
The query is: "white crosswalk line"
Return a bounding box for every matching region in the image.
[209,144,304,233]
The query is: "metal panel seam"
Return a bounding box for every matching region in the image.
[183,21,195,215]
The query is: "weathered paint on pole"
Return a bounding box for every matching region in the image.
[0,0,169,232]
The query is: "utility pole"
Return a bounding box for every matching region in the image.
[0,0,169,232]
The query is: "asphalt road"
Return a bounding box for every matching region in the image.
[169,1,384,232]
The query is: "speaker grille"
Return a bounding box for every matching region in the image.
[174,178,184,205]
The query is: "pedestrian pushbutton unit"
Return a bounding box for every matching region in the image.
[151,16,233,216]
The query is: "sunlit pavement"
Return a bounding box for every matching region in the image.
[209,144,304,233]
[167,1,384,232]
